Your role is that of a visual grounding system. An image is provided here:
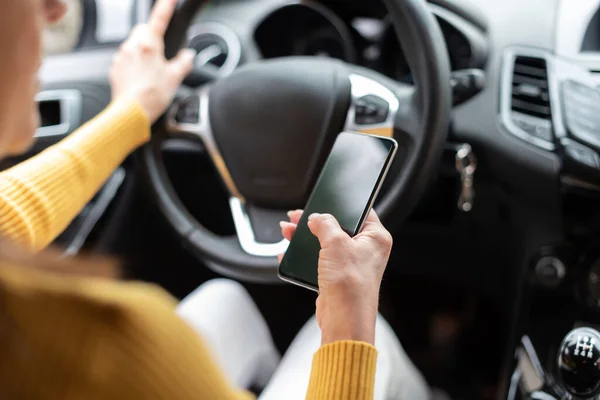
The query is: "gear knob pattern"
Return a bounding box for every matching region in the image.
[558,327,600,399]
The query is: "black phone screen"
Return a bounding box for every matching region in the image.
[278,132,397,291]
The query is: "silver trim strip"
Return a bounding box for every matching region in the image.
[561,175,600,191]
[530,392,557,400]
[35,90,82,138]
[166,86,289,258]
[187,22,242,77]
[166,85,243,200]
[521,335,546,383]
[344,74,400,136]
[230,197,289,257]
[500,48,557,151]
[507,367,522,400]
[64,168,126,256]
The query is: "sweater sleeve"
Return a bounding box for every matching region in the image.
[0,264,379,400]
[306,341,378,400]
[0,266,253,400]
[0,98,150,251]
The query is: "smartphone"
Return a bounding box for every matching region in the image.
[278,131,398,292]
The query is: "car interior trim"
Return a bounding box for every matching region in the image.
[229,197,289,257]
[187,21,242,77]
[166,85,244,201]
[500,47,557,151]
[35,89,82,138]
[428,0,488,32]
[253,1,357,63]
[343,73,400,138]
[427,3,488,68]
[561,175,600,191]
[64,167,126,256]
[555,0,600,60]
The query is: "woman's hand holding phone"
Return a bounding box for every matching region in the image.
[279,210,393,346]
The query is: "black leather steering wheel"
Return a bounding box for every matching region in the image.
[140,0,451,282]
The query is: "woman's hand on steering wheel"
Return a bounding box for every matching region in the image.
[280,210,393,346]
[109,0,195,123]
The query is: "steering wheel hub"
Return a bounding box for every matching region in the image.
[209,58,351,208]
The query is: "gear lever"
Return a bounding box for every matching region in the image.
[557,327,600,399]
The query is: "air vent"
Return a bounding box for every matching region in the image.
[187,22,241,77]
[511,56,551,119]
[501,50,555,150]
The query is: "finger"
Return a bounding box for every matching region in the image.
[167,48,196,82]
[307,213,349,247]
[356,210,393,248]
[277,253,283,263]
[366,209,381,224]
[359,209,384,233]
[279,221,297,241]
[287,210,303,225]
[121,24,157,54]
[148,0,177,37]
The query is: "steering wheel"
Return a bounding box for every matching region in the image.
[140,0,451,282]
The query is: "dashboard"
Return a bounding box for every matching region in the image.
[40,0,600,193]
[49,0,485,84]
[250,2,485,83]
[187,0,487,84]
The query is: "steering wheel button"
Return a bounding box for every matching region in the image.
[563,80,600,100]
[563,140,600,169]
[355,95,389,125]
[175,95,201,124]
[532,124,553,141]
[511,111,553,142]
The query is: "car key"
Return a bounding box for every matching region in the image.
[455,144,477,212]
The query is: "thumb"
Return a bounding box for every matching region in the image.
[168,48,196,83]
[307,213,349,248]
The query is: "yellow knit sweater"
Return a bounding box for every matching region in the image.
[0,99,378,399]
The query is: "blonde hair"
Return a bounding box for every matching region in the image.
[0,241,120,279]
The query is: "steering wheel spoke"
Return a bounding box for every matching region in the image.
[344,73,400,139]
[392,82,420,144]
[165,85,245,201]
[166,85,289,258]
[229,198,289,257]
[165,86,209,139]
[344,72,420,147]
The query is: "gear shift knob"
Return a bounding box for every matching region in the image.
[558,327,600,399]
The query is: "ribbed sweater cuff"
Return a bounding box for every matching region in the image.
[306,340,378,400]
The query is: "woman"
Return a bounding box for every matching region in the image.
[0,0,430,399]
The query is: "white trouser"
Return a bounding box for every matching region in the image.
[177,279,430,400]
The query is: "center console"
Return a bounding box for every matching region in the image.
[504,4,600,395]
[511,326,600,400]
[508,240,600,399]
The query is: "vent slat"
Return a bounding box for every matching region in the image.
[512,74,548,89]
[511,56,551,120]
[512,99,551,116]
[513,64,547,79]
